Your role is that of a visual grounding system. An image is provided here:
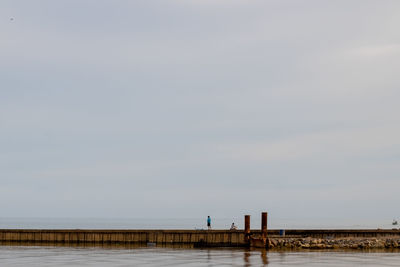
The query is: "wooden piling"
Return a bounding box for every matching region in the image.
[244,215,251,243]
[261,212,268,240]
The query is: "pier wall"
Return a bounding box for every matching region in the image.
[0,229,246,246]
[0,229,399,246]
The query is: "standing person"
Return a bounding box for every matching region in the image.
[207,216,211,230]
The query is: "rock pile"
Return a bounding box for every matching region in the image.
[268,237,400,249]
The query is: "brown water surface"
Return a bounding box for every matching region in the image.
[0,243,400,266]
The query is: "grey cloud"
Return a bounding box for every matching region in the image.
[0,0,399,223]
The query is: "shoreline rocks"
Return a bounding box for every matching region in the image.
[267,237,400,250]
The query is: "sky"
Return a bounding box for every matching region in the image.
[1,0,400,225]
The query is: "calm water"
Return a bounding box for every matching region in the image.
[0,245,400,266]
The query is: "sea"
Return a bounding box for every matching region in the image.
[0,217,399,266]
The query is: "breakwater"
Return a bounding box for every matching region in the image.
[0,229,246,247]
[267,236,400,249]
[1,229,400,249]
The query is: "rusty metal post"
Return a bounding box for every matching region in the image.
[261,212,268,240]
[244,215,251,242]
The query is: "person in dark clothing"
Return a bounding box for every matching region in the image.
[207,216,211,230]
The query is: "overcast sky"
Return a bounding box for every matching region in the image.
[1,0,400,224]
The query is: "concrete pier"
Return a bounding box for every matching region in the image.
[0,229,246,247]
[1,229,400,247]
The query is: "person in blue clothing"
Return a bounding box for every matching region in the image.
[207,216,211,230]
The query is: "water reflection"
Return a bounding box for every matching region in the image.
[244,249,269,266]
[261,249,269,265]
[244,250,251,266]
[0,243,399,266]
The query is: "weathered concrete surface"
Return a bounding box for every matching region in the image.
[0,229,399,247]
[0,229,246,247]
